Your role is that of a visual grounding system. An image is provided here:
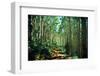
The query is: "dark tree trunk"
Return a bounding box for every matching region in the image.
[81,17,88,58]
[28,15,32,42]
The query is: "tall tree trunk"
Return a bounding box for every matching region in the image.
[79,18,82,58]
[39,16,42,44]
[68,17,72,56]
[28,15,32,42]
[81,17,88,58]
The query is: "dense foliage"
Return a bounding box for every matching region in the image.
[28,15,88,61]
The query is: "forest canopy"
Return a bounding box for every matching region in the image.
[28,15,88,61]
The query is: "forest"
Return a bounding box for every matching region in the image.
[28,15,88,61]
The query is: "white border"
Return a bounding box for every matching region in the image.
[11,2,97,74]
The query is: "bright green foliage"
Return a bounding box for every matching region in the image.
[28,15,88,61]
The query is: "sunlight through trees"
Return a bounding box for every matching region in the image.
[28,15,88,61]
